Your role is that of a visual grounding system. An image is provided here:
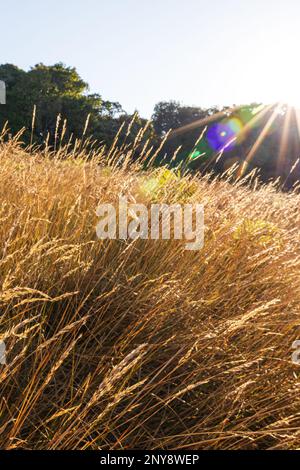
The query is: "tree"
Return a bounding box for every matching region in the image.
[152,100,300,187]
[0,63,124,146]
[152,101,221,166]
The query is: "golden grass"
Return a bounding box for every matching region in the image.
[1,126,300,450]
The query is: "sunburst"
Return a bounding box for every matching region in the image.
[169,101,300,182]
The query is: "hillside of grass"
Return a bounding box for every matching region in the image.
[1,129,300,450]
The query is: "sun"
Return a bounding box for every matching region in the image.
[277,84,300,111]
[258,74,300,112]
[261,47,300,110]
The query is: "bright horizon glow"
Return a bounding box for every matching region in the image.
[1,0,300,117]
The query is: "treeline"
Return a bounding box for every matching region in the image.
[0,63,153,148]
[1,63,300,187]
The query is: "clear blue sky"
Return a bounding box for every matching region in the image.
[2,0,300,117]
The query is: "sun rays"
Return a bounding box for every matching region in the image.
[168,100,300,182]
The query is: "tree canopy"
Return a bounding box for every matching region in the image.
[0,63,128,146]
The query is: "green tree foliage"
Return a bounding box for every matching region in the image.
[152,101,300,187]
[0,63,124,146]
[152,100,225,165]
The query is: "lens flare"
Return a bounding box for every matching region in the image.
[207,118,243,152]
[170,103,292,179]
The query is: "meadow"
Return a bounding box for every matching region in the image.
[1,123,300,450]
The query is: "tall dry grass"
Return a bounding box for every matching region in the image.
[1,124,300,450]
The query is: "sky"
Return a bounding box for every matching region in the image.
[2,0,300,117]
